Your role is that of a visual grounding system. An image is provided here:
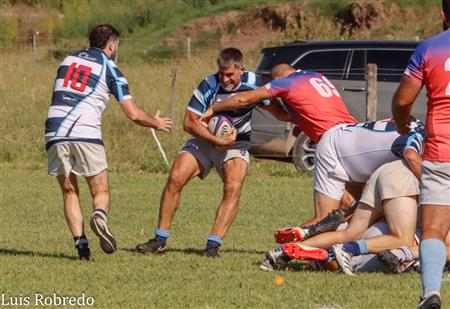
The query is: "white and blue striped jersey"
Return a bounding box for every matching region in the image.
[45,47,131,150]
[187,71,267,141]
[335,119,424,183]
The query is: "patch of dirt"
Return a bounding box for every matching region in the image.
[163,1,439,54]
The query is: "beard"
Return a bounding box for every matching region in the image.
[221,82,236,92]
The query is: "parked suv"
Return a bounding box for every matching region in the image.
[250,40,427,172]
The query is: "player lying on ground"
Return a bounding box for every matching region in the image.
[260,155,422,275]
[262,220,450,274]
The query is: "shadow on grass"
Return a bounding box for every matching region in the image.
[122,247,266,256]
[0,248,77,261]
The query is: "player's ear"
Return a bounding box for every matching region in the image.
[239,66,245,75]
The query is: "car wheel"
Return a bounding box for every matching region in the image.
[292,132,316,172]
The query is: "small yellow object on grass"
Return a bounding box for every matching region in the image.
[274,274,285,286]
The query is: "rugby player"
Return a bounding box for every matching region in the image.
[392,1,450,307]
[136,48,290,257]
[45,25,173,260]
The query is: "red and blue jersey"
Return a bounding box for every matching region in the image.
[405,29,450,162]
[265,70,357,143]
[45,48,131,150]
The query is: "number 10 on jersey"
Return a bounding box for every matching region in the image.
[63,62,92,92]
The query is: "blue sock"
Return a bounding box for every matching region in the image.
[342,240,368,256]
[356,240,368,255]
[155,228,170,244]
[206,235,222,249]
[420,239,446,297]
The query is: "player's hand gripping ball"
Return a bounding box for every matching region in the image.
[208,115,234,137]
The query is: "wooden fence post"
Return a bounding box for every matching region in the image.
[187,37,191,62]
[366,63,377,121]
[170,68,177,127]
[32,31,38,64]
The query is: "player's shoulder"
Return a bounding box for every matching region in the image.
[415,30,450,55]
[201,73,220,90]
[67,48,105,65]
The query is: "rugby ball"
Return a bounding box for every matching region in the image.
[208,115,233,137]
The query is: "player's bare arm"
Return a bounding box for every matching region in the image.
[201,87,270,120]
[392,76,423,135]
[120,98,173,132]
[259,99,293,122]
[402,147,422,179]
[184,110,236,147]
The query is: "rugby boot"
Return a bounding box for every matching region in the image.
[330,244,354,275]
[259,247,290,271]
[136,238,166,255]
[377,250,403,274]
[204,246,220,258]
[418,292,441,309]
[274,227,309,244]
[282,243,329,261]
[90,213,117,254]
[274,209,346,244]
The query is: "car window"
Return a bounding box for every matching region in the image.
[293,50,350,79]
[344,50,366,81]
[366,49,414,82]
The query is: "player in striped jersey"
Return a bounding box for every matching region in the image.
[136,48,291,258]
[393,1,450,307]
[45,25,172,260]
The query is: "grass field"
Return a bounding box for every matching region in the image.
[1,165,449,308]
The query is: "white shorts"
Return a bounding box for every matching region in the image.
[47,142,107,177]
[420,160,450,206]
[359,160,419,214]
[181,138,250,180]
[314,124,349,200]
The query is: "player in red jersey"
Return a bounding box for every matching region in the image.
[392,1,450,308]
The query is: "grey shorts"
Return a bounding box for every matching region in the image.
[420,160,450,206]
[47,142,107,177]
[180,138,250,179]
[359,160,419,214]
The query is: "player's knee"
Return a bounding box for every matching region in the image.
[421,226,448,241]
[62,185,78,196]
[223,180,242,198]
[167,170,187,191]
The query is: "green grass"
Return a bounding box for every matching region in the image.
[1,167,449,308]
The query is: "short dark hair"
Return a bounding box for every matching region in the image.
[89,24,119,49]
[217,47,243,68]
[444,0,450,30]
